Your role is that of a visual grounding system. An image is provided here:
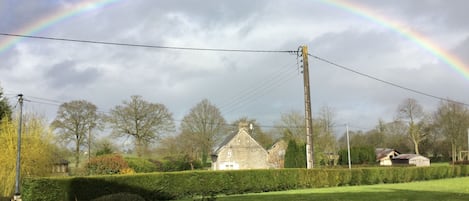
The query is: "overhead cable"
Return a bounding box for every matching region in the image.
[309,53,469,107]
[0,32,297,54]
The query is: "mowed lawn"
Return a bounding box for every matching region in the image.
[180,177,469,201]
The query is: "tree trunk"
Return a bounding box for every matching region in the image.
[75,140,80,168]
[413,139,420,155]
[452,142,456,163]
[135,138,143,157]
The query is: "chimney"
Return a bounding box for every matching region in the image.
[238,121,249,131]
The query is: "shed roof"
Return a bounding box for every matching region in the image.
[375,148,400,160]
[54,159,70,165]
[392,154,428,160]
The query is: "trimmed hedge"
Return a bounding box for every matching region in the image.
[23,166,469,201]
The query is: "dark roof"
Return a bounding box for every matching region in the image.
[212,130,238,155]
[392,154,427,160]
[54,159,69,165]
[375,148,400,160]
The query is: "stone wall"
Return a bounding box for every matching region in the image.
[213,128,269,170]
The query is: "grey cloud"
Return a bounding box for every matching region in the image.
[453,36,469,64]
[44,0,266,43]
[46,60,101,88]
[311,29,401,65]
[351,0,469,30]
[0,48,19,70]
[0,1,62,32]
[2,0,468,131]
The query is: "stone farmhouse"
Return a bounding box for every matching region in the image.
[211,123,285,170]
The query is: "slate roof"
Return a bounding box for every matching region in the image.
[392,154,426,160]
[212,130,238,155]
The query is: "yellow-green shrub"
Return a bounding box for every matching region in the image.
[0,116,55,198]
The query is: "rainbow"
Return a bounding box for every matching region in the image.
[1,0,468,81]
[320,0,469,80]
[0,0,120,54]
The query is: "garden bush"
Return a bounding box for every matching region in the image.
[157,155,203,172]
[23,165,469,201]
[124,157,157,173]
[86,154,130,175]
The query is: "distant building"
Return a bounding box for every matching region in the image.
[267,140,287,169]
[324,152,340,166]
[52,159,69,176]
[211,122,270,170]
[376,148,400,166]
[391,154,430,167]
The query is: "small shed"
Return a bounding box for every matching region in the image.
[391,154,430,167]
[376,148,400,166]
[52,159,69,175]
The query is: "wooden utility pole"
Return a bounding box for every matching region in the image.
[301,46,314,169]
[14,94,23,201]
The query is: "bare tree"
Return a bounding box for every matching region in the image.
[275,110,306,143]
[316,106,337,152]
[434,101,469,162]
[51,100,100,167]
[180,99,226,164]
[107,95,175,157]
[397,98,427,155]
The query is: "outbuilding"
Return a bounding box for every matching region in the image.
[375,148,400,166]
[391,154,430,167]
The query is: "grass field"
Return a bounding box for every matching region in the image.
[180,177,469,201]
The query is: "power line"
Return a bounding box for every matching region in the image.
[24,99,61,107]
[309,53,469,107]
[27,96,63,104]
[218,62,298,113]
[20,94,378,131]
[222,70,298,115]
[0,32,298,54]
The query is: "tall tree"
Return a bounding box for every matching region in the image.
[275,110,305,143]
[434,101,469,162]
[397,98,427,155]
[315,106,337,164]
[180,99,226,164]
[382,120,412,153]
[51,100,100,167]
[108,95,174,157]
[0,85,12,121]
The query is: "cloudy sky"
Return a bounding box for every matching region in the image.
[1,0,468,135]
